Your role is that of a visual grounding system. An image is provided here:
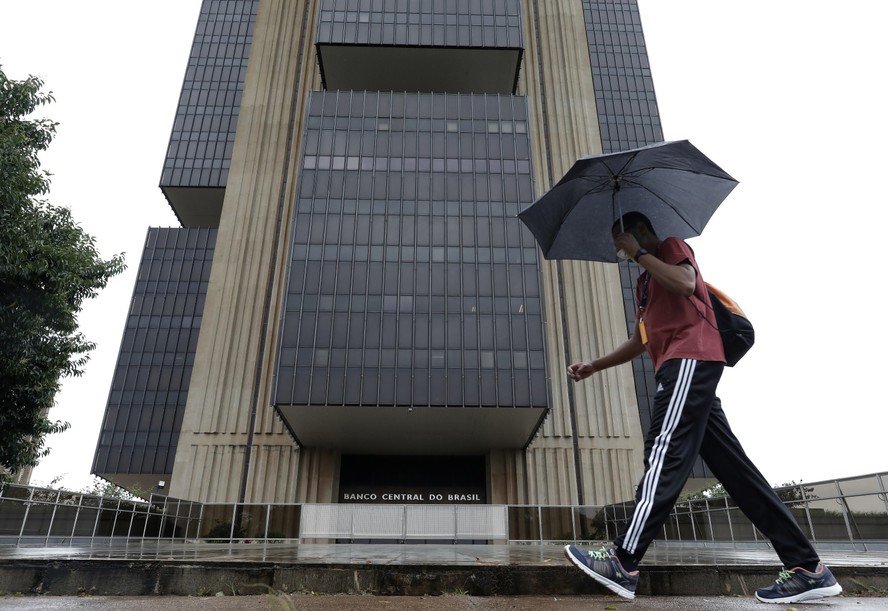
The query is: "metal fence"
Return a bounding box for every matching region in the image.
[2,472,886,547]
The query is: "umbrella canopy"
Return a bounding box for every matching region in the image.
[517,140,738,262]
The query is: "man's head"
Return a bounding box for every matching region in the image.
[611,211,658,249]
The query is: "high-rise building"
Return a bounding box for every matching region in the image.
[94,0,706,505]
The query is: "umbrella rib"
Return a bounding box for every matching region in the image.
[576,175,613,192]
[632,182,699,231]
[573,152,644,191]
[614,150,643,178]
[623,165,737,182]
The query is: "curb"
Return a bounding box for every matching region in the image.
[1,560,886,597]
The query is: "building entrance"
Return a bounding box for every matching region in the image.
[338,455,486,504]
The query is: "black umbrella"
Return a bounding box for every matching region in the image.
[517,140,738,262]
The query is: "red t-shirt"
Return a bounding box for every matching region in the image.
[636,237,725,371]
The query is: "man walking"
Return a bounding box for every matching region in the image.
[563,211,842,604]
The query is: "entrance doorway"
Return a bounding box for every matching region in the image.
[338,455,486,504]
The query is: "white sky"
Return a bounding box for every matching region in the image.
[2,0,885,492]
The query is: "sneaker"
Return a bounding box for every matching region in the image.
[755,563,843,604]
[563,545,638,600]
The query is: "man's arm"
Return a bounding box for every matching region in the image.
[614,233,696,296]
[636,255,696,296]
[567,321,646,382]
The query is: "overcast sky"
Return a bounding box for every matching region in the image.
[2,0,885,492]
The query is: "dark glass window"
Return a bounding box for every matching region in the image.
[93,228,215,477]
[276,91,546,408]
[160,0,258,190]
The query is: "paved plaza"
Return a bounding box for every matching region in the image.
[1,593,887,611]
[2,540,886,567]
[0,541,886,604]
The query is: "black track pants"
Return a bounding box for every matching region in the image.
[614,358,819,570]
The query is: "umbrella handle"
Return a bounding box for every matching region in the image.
[613,188,624,233]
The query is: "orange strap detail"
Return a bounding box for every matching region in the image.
[705,282,747,317]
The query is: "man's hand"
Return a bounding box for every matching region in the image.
[613,232,640,258]
[568,327,647,380]
[567,360,598,382]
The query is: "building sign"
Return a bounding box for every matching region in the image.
[339,490,484,504]
[337,455,486,504]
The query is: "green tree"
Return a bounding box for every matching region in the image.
[773,480,817,508]
[680,482,726,501]
[78,476,149,501]
[0,66,125,479]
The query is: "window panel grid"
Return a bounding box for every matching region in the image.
[582,0,663,154]
[93,228,215,477]
[277,91,546,409]
[160,0,258,189]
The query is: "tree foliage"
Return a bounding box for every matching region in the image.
[77,475,149,501]
[0,65,125,478]
[680,482,727,501]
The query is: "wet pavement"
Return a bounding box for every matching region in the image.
[0,593,886,610]
[2,541,886,568]
[0,542,886,602]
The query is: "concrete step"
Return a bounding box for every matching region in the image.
[0,546,886,598]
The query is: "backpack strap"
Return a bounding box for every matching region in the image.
[705,282,747,318]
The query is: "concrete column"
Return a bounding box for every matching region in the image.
[519,0,645,506]
[169,0,319,503]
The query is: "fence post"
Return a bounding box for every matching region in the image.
[126,501,137,539]
[452,505,458,544]
[141,495,153,540]
[537,505,543,543]
[724,496,735,543]
[198,501,205,541]
[350,503,356,543]
[17,487,34,545]
[90,494,101,545]
[687,503,698,542]
[45,489,61,545]
[704,498,715,542]
[230,504,238,542]
[108,497,121,543]
[570,505,577,541]
[878,474,888,514]
[833,481,855,544]
[157,498,169,542]
[70,494,83,541]
[798,484,817,543]
[403,504,408,543]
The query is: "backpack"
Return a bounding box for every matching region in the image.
[705,283,754,367]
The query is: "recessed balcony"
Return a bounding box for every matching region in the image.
[318,44,522,95]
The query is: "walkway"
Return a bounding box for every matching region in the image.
[0,541,886,600]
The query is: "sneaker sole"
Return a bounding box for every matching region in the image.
[563,545,636,600]
[755,583,843,604]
